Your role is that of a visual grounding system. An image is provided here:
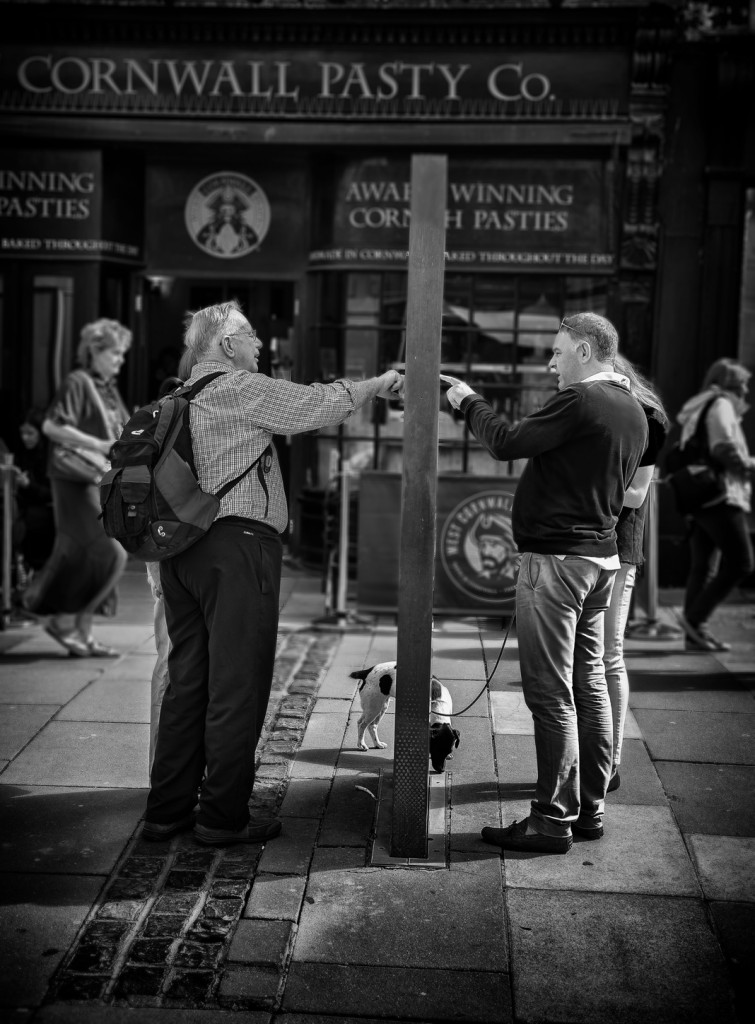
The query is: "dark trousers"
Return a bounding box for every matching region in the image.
[684,504,754,627]
[146,518,282,830]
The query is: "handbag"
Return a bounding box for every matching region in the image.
[49,371,115,485]
[664,396,726,515]
[667,463,725,515]
[50,444,110,485]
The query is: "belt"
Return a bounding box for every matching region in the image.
[216,516,280,538]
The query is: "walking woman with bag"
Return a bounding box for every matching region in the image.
[677,358,755,651]
[24,318,131,657]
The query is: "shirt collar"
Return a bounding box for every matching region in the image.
[582,370,631,390]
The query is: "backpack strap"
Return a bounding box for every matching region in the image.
[174,370,274,510]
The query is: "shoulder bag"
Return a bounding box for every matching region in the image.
[50,373,115,486]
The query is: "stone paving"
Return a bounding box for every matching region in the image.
[2,568,754,1024]
[43,632,340,1011]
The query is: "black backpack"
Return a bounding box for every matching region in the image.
[662,395,720,476]
[662,395,725,515]
[100,373,272,562]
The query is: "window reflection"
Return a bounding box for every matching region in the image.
[309,271,609,486]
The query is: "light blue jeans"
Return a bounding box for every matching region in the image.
[516,553,616,837]
[603,563,637,769]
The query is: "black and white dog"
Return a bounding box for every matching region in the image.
[349,661,460,772]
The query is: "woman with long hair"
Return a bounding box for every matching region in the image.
[603,354,670,792]
[24,318,131,656]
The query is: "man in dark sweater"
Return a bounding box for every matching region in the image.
[446,312,648,854]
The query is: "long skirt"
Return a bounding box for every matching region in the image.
[23,476,123,617]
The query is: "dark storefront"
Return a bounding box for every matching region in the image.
[1,2,753,603]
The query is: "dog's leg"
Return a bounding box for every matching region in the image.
[356,715,370,751]
[365,705,389,749]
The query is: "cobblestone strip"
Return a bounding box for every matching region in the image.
[46,631,341,1011]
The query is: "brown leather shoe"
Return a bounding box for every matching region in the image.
[194,818,282,846]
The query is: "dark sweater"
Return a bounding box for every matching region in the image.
[462,379,648,557]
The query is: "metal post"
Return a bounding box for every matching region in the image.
[392,154,447,857]
[1,453,15,628]
[336,463,350,615]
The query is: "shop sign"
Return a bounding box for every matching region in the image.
[357,473,518,615]
[1,48,628,120]
[184,172,271,260]
[311,158,615,271]
[439,490,519,607]
[0,149,141,261]
[146,162,308,273]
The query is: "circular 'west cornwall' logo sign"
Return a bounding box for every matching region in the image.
[185,172,270,259]
[440,491,520,604]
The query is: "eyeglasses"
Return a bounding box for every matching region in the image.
[227,328,257,343]
[558,318,590,340]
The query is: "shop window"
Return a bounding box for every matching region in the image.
[31,276,74,407]
[307,271,609,487]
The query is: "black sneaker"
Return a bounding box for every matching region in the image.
[481,818,572,854]
[681,617,730,651]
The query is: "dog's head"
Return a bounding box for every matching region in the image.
[429,722,460,773]
[349,661,397,696]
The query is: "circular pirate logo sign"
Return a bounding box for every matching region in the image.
[185,172,270,259]
[440,491,520,604]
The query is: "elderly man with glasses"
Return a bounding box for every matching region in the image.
[143,299,402,846]
[446,312,648,854]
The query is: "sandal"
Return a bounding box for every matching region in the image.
[43,623,89,658]
[85,637,119,658]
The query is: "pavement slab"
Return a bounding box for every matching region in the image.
[318,769,380,847]
[282,962,512,1022]
[0,785,145,874]
[292,855,507,970]
[502,804,701,897]
[0,872,105,1007]
[0,702,60,760]
[633,708,755,763]
[0,660,101,702]
[0,721,151,788]
[55,678,151,723]
[655,762,755,835]
[686,834,755,902]
[507,888,737,1024]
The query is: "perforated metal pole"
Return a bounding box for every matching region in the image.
[1,454,14,627]
[391,154,447,858]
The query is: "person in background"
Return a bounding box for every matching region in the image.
[23,318,131,657]
[143,300,403,847]
[446,312,648,854]
[14,408,55,575]
[678,358,755,651]
[603,355,670,793]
